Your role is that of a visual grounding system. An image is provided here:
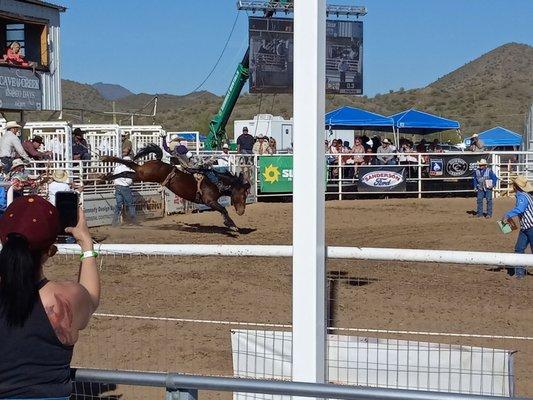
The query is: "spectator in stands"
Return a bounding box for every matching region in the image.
[237,127,254,155]
[361,135,370,150]
[473,158,498,218]
[267,137,277,155]
[469,134,484,152]
[112,156,137,226]
[352,137,365,166]
[47,170,81,206]
[0,195,100,398]
[428,139,439,152]
[399,141,418,177]
[376,138,396,165]
[503,175,533,279]
[2,41,34,68]
[416,139,427,153]
[72,129,91,161]
[0,121,31,173]
[371,136,381,153]
[122,132,133,157]
[22,136,52,160]
[253,134,270,155]
[363,147,375,165]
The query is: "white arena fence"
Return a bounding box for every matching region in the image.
[56,245,533,399]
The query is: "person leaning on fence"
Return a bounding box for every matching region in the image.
[252,134,270,155]
[47,170,81,206]
[0,195,100,398]
[122,131,133,157]
[9,158,40,199]
[112,156,138,226]
[237,127,254,164]
[267,137,277,155]
[473,158,498,218]
[22,135,53,160]
[72,128,91,161]
[0,121,31,174]
[503,175,533,279]
[469,134,484,152]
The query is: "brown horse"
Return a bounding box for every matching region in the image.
[100,144,251,229]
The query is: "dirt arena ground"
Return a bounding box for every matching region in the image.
[47,197,533,399]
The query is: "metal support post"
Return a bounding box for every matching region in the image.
[338,154,342,200]
[418,153,422,199]
[292,0,326,386]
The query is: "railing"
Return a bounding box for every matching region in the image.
[72,368,528,400]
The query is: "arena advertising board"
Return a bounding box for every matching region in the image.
[259,155,293,193]
[357,166,406,192]
[0,66,42,110]
[429,154,489,178]
[249,17,363,94]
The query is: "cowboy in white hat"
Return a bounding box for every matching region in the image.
[473,158,498,218]
[8,158,38,197]
[0,121,30,173]
[503,175,533,279]
[47,170,72,206]
[376,137,396,165]
[217,143,231,169]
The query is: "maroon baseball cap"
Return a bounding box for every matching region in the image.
[0,195,60,251]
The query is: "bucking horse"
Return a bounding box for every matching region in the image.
[100,144,251,229]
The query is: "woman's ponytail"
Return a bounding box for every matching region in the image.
[0,233,41,327]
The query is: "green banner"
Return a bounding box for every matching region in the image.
[259,156,293,192]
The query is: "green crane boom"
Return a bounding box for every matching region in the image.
[205,1,290,150]
[205,49,249,150]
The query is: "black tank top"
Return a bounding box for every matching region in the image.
[0,279,74,398]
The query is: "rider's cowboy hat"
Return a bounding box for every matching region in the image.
[52,170,69,183]
[5,121,21,130]
[10,158,26,170]
[511,175,533,193]
[477,158,488,166]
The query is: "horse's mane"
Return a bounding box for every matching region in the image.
[133,143,163,161]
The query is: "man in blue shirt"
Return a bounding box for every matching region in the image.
[472,158,498,218]
[504,175,533,279]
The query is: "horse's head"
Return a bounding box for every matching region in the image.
[230,172,251,216]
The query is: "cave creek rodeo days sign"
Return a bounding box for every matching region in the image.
[0,66,42,110]
[429,154,490,178]
[357,166,407,192]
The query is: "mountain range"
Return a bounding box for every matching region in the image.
[25,42,533,140]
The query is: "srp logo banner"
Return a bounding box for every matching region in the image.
[259,156,294,193]
[357,166,407,192]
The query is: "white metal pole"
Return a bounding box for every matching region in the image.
[292,0,326,385]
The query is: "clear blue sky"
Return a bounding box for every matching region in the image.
[59,0,532,97]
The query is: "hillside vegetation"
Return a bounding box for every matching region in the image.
[24,43,533,140]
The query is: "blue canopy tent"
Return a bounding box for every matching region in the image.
[467,126,522,148]
[390,109,460,135]
[325,106,394,131]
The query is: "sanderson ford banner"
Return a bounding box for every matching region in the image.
[356,166,407,192]
[0,66,42,110]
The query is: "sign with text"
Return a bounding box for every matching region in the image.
[259,155,293,193]
[429,154,489,178]
[357,166,406,192]
[0,66,42,110]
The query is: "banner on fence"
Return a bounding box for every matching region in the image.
[259,156,293,193]
[357,166,406,192]
[429,154,489,178]
[231,329,514,399]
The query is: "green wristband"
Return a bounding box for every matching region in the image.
[80,250,99,260]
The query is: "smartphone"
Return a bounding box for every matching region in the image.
[55,191,79,235]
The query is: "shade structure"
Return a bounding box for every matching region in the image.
[390,109,460,135]
[325,106,394,131]
[468,126,522,147]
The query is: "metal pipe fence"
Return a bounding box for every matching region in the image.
[72,368,530,400]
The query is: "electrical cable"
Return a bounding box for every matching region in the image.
[189,11,241,93]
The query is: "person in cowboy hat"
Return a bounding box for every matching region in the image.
[376,138,396,165]
[22,135,52,160]
[469,133,484,152]
[252,134,269,155]
[473,158,498,218]
[121,131,133,157]
[503,175,533,278]
[0,195,100,397]
[72,128,91,161]
[8,159,39,199]
[0,121,31,173]
[47,170,73,206]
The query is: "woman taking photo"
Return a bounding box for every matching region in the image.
[0,195,100,399]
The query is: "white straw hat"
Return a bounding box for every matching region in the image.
[52,170,69,183]
[5,121,21,130]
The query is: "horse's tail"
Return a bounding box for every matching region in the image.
[133,143,163,161]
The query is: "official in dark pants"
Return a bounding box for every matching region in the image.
[473,158,498,218]
[112,157,137,226]
[503,175,533,279]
